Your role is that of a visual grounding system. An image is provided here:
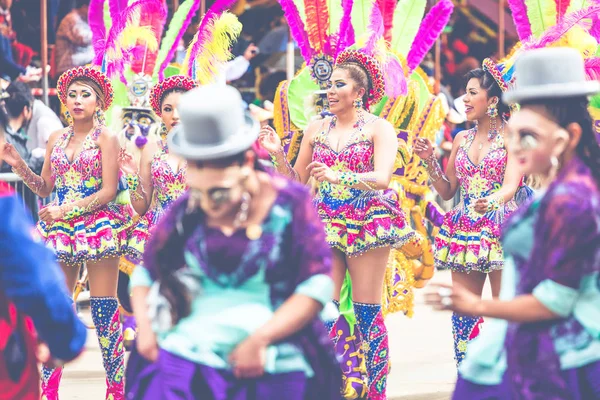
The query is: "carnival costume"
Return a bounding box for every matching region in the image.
[12,1,163,397]
[271,0,453,397]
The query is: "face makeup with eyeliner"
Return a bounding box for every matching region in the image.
[66,82,99,120]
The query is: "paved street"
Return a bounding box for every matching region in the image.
[59,271,459,400]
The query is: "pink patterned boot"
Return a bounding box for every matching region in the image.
[40,366,63,400]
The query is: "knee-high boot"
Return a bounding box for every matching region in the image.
[91,297,125,400]
[354,302,389,400]
[452,312,483,366]
[41,366,63,400]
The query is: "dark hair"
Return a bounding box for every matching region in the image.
[5,81,33,119]
[155,149,259,323]
[464,68,511,118]
[160,87,187,110]
[75,0,89,9]
[258,70,287,102]
[336,62,372,107]
[521,96,600,186]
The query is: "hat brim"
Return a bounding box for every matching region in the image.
[168,114,260,161]
[504,81,600,104]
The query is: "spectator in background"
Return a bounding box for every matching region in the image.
[258,12,288,55]
[54,0,93,77]
[0,0,36,67]
[26,99,63,156]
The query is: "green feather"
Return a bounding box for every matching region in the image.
[567,0,589,13]
[104,0,112,32]
[328,0,342,36]
[293,0,308,24]
[153,0,196,77]
[410,71,430,113]
[590,93,600,109]
[371,96,389,116]
[391,0,427,57]
[288,68,319,131]
[352,0,376,42]
[525,0,557,38]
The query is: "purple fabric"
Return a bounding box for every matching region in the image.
[126,348,307,400]
[203,228,250,274]
[453,360,600,400]
[139,176,341,397]
[501,157,600,400]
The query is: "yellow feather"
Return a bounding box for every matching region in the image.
[118,26,159,52]
[194,12,243,85]
[525,0,557,38]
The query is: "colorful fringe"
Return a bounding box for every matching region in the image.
[452,312,484,366]
[91,297,125,400]
[354,302,389,400]
[41,366,62,400]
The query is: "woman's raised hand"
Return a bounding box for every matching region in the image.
[1,143,25,168]
[414,137,435,160]
[257,125,283,154]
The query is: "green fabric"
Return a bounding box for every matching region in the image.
[163,65,182,79]
[338,270,356,335]
[288,67,319,131]
[371,95,389,117]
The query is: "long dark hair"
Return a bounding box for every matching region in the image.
[464,68,511,118]
[150,150,259,324]
[521,96,600,186]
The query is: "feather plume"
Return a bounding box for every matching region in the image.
[591,13,600,40]
[391,0,427,56]
[377,0,397,42]
[89,0,107,64]
[406,0,453,72]
[336,0,355,55]
[352,0,376,41]
[184,0,239,76]
[363,2,384,56]
[584,57,600,79]
[303,0,331,54]
[567,0,591,13]
[556,0,572,21]
[383,53,408,97]
[186,12,242,84]
[525,0,558,37]
[155,0,201,79]
[279,0,314,62]
[507,0,533,40]
[109,0,128,22]
[523,5,600,49]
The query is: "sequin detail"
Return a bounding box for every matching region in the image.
[435,129,520,273]
[37,127,133,265]
[124,141,187,261]
[354,302,389,400]
[312,118,414,256]
[91,297,124,399]
[452,312,484,366]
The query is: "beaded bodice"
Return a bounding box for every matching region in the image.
[149,140,187,211]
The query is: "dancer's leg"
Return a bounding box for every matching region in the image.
[347,247,390,400]
[451,271,486,366]
[41,262,80,400]
[87,257,124,400]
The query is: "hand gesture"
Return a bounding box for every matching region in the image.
[307,161,339,184]
[473,197,489,214]
[118,149,138,175]
[1,143,25,168]
[38,206,64,224]
[424,283,481,317]
[414,138,435,160]
[258,125,283,154]
[229,335,268,379]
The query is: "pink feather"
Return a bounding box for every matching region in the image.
[383,56,408,97]
[591,13,600,40]
[278,0,314,62]
[89,0,106,64]
[377,0,396,43]
[363,2,384,57]
[507,0,532,41]
[406,0,453,72]
[555,0,571,21]
[186,0,240,75]
[336,0,355,57]
[523,5,600,50]
[109,0,128,22]
[585,57,600,80]
[158,0,201,79]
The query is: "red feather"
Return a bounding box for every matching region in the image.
[377,0,397,43]
[303,0,330,54]
[555,0,571,22]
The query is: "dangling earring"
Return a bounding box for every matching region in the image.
[354,98,363,109]
[486,103,499,140]
[94,107,105,126]
[64,110,73,126]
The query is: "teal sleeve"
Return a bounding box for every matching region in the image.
[294,274,334,306]
[533,279,579,318]
[129,266,154,290]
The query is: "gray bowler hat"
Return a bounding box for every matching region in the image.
[168,85,260,160]
[504,47,600,104]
